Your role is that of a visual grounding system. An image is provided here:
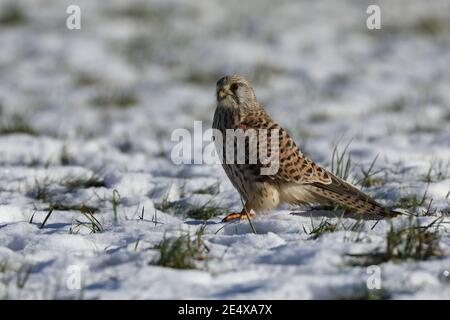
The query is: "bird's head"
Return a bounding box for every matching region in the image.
[216,74,258,111]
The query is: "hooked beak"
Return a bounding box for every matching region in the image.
[218,88,233,100]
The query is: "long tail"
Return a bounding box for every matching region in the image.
[309,173,400,217]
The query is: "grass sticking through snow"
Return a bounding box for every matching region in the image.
[330,141,388,190]
[91,91,138,109]
[0,259,33,298]
[303,216,367,241]
[39,209,53,229]
[69,211,103,234]
[0,3,28,26]
[421,160,448,183]
[347,216,445,266]
[356,154,386,188]
[398,187,430,214]
[63,175,106,190]
[29,178,102,214]
[332,285,391,300]
[29,179,52,203]
[60,145,74,166]
[112,189,120,223]
[152,227,209,270]
[331,140,353,181]
[194,183,220,195]
[185,203,223,221]
[303,217,339,240]
[155,190,224,221]
[0,114,37,136]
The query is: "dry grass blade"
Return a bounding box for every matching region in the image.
[112,189,120,223]
[39,209,54,229]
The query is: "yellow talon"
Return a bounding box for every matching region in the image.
[222,212,256,222]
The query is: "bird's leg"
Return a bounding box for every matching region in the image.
[222,202,255,222]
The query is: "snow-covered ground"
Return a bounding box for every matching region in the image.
[0,0,449,299]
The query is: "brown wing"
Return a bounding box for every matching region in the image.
[309,173,399,216]
[239,110,332,185]
[312,172,380,207]
[239,110,398,216]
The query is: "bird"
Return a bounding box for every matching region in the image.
[212,74,399,222]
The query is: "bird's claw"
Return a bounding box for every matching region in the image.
[222,212,255,222]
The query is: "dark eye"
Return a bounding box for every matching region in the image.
[230,83,239,91]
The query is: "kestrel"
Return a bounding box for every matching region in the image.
[212,74,399,222]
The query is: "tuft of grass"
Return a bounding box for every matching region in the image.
[111,4,164,21]
[194,183,220,195]
[91,91,138,109]
[444,110,450,123]
[332,285,391,300]
[152,228,209,269]
[356,154,386,188]
[69,211,103,234]
[347,216,445,266]
[0,114,38,136]
[186,203,223,221]
[155,198,180,213]
[29,178,101,214]
[300,215,368,242]
[0,259,33,297]
[303,217,339,240]
[74,72,100,87]
[155,185,223,221]
[413,16,448,36]
[60,145,73,166]
[421,160,448,183]
[398,187,430,214]
[342,219,371,243]
[184,71,219,86]
[156,200,223,221]
[330,142,389,190]
[309,112,330,123]
[331,140,353,181]
[15,264,32,289]
[63,175,106,190]
[0,3,28,26]
[123,35,156,67]
[28,179,52,203]
[367,16,450,38]
[359,175,386,188]
[410,123,441,134]
[385,98,405,113]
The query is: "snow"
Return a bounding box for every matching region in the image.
[0,0,449,299]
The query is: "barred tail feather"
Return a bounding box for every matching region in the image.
[309,174,400,217]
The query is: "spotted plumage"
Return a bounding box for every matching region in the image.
[212,74,398,221]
